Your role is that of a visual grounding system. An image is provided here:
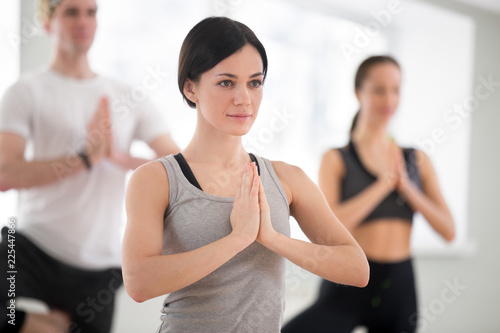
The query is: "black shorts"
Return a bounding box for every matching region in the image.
[0,227,123,333]
[282,258,418,333]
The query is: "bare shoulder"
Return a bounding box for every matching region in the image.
[270,160,311,206]
[413,148,433,178]
[320,148,345,177]
[127,160,169,203]
[131,160,168,182]
[270,160,304,178]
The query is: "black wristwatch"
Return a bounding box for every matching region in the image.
[78,150,92,170]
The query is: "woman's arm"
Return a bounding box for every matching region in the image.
[122,162,260,302]
[318,149,395,231]
[257,161,369,288]
[397,149,455,242]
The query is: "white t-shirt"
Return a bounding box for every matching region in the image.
[0,69,169,270]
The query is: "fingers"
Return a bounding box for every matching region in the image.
[101,97,112,129]
[237,162,259,200]
[250,163,259,200]
[258,176,270,210]
[99,97,113,156]
[236,164,246,198]
[239,164,249,198]
[390,143,399,169]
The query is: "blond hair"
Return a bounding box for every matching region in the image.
[37,0,64,24]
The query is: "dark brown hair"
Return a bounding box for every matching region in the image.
[178,17,268,108]
[350,55,400,134]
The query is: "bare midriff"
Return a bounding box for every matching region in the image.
[352,218,412,263]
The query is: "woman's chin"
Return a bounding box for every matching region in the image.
[225,123,253,137]
[229,128,251,137]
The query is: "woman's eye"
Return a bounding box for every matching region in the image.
[250,80,262,88]
[219,80,232,87]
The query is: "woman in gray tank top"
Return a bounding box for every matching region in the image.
[122,17,369,332]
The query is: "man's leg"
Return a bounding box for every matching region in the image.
[63,268,123,333]
[0,227,71,332]
[20,310,71,333]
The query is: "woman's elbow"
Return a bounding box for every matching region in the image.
[333,246,369,288]
[122,264,156,303]
[123,277,153,303]
[442,218,456,243]
[353,255,370,288]
[443,227,456,243]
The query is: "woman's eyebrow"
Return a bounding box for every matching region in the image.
[216,72,264,79]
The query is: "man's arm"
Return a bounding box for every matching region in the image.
[0,132,87,191]
[109,133,180,171]
[0,97,112,191]
[148,133,180,158]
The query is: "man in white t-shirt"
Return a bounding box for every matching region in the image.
[0,0,179,332]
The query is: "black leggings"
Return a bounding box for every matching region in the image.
[282,258,418,333]
[0,227,123,333]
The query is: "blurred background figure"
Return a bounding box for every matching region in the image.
[0,0,178,332]
[282,56,455,332]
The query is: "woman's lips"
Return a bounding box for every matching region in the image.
[227,114,252,122]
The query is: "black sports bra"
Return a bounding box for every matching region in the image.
[337,140,422,224]
[173,153,260,191]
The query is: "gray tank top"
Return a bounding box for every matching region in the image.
[157,154,290,332]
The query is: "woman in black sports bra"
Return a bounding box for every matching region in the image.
[282,56,455,333]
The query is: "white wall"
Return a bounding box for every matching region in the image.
[411,1,500,331]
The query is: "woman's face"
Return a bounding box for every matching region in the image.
[187,44,264,137]
[356,63,401,122]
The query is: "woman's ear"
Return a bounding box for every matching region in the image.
[183,79,198,105]
[354,89,360,102]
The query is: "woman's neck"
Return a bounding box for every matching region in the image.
[351,113,392,149]
[182,117,250,167]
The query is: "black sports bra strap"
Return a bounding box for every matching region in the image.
[249,153,261,176]
[174,153,203,191]
[174,152,260,192]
